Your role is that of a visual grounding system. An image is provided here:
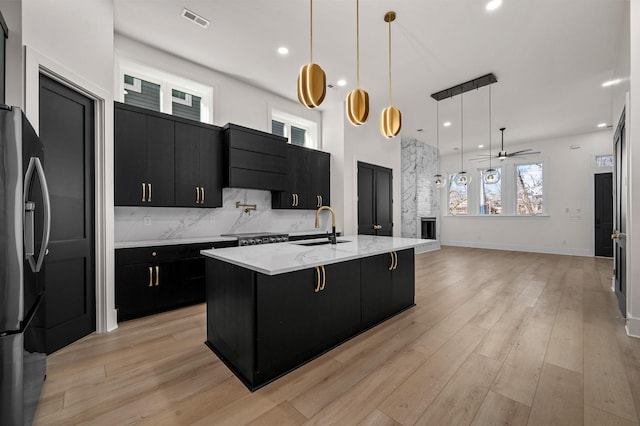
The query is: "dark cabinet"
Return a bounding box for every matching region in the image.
[116,241,235,321]
[174,122,223,207]
[357,161,393,236]
[223,123,288,191]
[255,260,360,382]
[272,145,330,210]
[115,103,175,206]
[360,248,414,328]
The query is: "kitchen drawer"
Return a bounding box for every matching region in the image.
[116,245,184,266]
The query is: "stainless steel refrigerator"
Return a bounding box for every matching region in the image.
[1,104,51,425]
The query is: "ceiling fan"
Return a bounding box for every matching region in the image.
[473,127,540,161]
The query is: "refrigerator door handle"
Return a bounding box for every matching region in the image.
[23,157,51,273]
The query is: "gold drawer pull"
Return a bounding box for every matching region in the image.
[201,187,205,204]
[155,266,159,286]
[320,265,326,291]
[142,183,146,202]
[314,266,321,292]
[196,187,200,203]
[148,183,152,203]
[148,266,153,287]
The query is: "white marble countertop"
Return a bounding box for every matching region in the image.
[115,236,238,249]
[201,235,434,275]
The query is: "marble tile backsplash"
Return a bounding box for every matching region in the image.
[401,138,441,239]
[114,188,331,242]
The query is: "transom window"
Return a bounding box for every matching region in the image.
[270,109,319,149]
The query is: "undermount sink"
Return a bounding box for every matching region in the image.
[294,240,351,247]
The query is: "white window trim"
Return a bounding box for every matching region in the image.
[269,106,320,150]
[117,57,214,124]
[445,159,548,217]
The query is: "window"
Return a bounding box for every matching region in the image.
[596,155,614,168]
[119,60,213,124]
[123,74,161,112]
[480,168,502,214]
[448,173,468,215]
[271,109,319,149]
[516,163,543,215]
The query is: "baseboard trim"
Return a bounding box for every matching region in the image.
[440,240,592,257]
[415,242,441,254]
[626,316,640,338]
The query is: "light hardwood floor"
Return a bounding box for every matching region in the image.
[34,246,640,425]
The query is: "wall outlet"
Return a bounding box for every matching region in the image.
[143,216,151,226]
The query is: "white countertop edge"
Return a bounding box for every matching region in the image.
[115,236,238,249]
[201,236,435,275]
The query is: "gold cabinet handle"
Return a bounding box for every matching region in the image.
[389,252,395,271]
[148,266,153,287]
[320,265,326,291]
[142,183,146,202]
[148,183,152,203]
[295,193,299,207]
[320,195,323,206]
[201,187,205,204]
[155,266,159,286]
[314,266,321,292]
[393,252,398,270]
[196,187,200,203]
[611,232,621,240]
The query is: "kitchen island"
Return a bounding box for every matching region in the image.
[200,235,431,390]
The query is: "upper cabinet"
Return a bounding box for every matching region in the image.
[114,102,223,208]
[174,122,223,208]
[223,123,288,192]
[272,144,330,210]
[115,103,175,206]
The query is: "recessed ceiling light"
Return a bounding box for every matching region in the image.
[453,147,459,151]
[443,121,451,127]
[597,122,607,128]
[486,0,502,11]
[277,46,289,55]
[478,145,484,148]
[602,79,620,87]
[336,79,347,87]
[417,128,424,132]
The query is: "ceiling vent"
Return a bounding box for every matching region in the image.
[182,8,210,28]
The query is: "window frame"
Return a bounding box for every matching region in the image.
[479,166,503,215]
[447,172,469,216]
[117,58,214,124]
[269,108,320,150]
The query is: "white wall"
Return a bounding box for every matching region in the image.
[321,101,346,233]
[20,0,116,332]
[626,0,640,337]
[1,0,23,107]
[439,131,612,255]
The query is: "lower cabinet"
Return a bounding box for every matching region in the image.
[360,248,415,328]
[255,260,360,382]
[205,248,415,391]
[116,241,235,322]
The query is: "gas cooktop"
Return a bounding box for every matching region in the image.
[221,232,289,246]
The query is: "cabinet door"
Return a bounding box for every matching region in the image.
[321,260,360,344]
[174,122,201,206]
[146,116,175,206]
[308,150,330,208]
[198,127,223,207]
[273,145,305,209]
[360,253,394,327]
[391,249,415,313]
[151,261,180,311]
[256,268,322,382]
[114,107,147,206]
[180,256,206,305]
[116,263,155,321]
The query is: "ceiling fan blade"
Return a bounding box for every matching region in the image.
[508,149,534,155]
[508,151,541,157]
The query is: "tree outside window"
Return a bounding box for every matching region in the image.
[516,163,543,215]
[480,168,502,214]
[448,173,468,215]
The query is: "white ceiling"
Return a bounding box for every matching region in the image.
[114,0,628,154]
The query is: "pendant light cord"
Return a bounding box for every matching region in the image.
[488,85,492,170]
[356,0,360,87]
[436,102,440,175]
[388,18,392,105]
[460,92,464,172]
[310,0,313,63]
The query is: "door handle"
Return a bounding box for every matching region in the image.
[23,157,51,273]
[201,187,205,204]
[148,267,153,287]
[196,186,200,203]
[373,224,382,230]
[155,266,160,286]
[142,182,146,202]
[148,183,152,203]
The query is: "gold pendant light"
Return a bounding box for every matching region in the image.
[380,11,401,138]
[346,0,369,125]
[297,0,326,108]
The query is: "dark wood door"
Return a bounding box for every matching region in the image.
[39,74,95,354]
[360,253,393,327]
[198,126,222,208]
[174,122,200,206]
[114,106,147,206]
[145,116,174,206]
[594,173,613,257]
[391,249,415,313]
[613,111,626,316]
[357,161,393,236]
